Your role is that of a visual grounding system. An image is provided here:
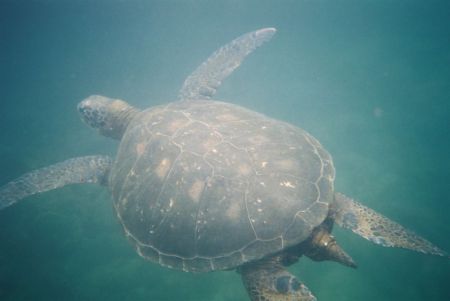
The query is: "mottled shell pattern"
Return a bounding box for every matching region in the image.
[110,99,335,272]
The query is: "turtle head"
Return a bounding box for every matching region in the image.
[78,95,138,140]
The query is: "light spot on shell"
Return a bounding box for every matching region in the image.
[136,142,146,156]
[167,119,188,134]
[274,159,297,171]
[226,202,241,220]
[238,164,252,176]
[200,132,221,153]
[188,179,205,203]
[280,181,296,188]
[249,135,269,145]
[155,158,171,179]
[216,114,240,122]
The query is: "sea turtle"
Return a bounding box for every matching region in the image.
[0,28,447,301]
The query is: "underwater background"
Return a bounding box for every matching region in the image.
[1,0,449,300]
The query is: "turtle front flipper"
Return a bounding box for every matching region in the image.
[334,193,448,257]
[178,27,276,101]
[240,257,317,301]
[0,155,112,210]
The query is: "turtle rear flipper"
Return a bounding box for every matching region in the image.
[240,257,316,301]
[334,193,448,257]
[0,155,112,210]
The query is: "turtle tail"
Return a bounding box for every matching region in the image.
[0,155,112,210]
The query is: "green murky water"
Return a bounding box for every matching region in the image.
[1,1,449,300]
